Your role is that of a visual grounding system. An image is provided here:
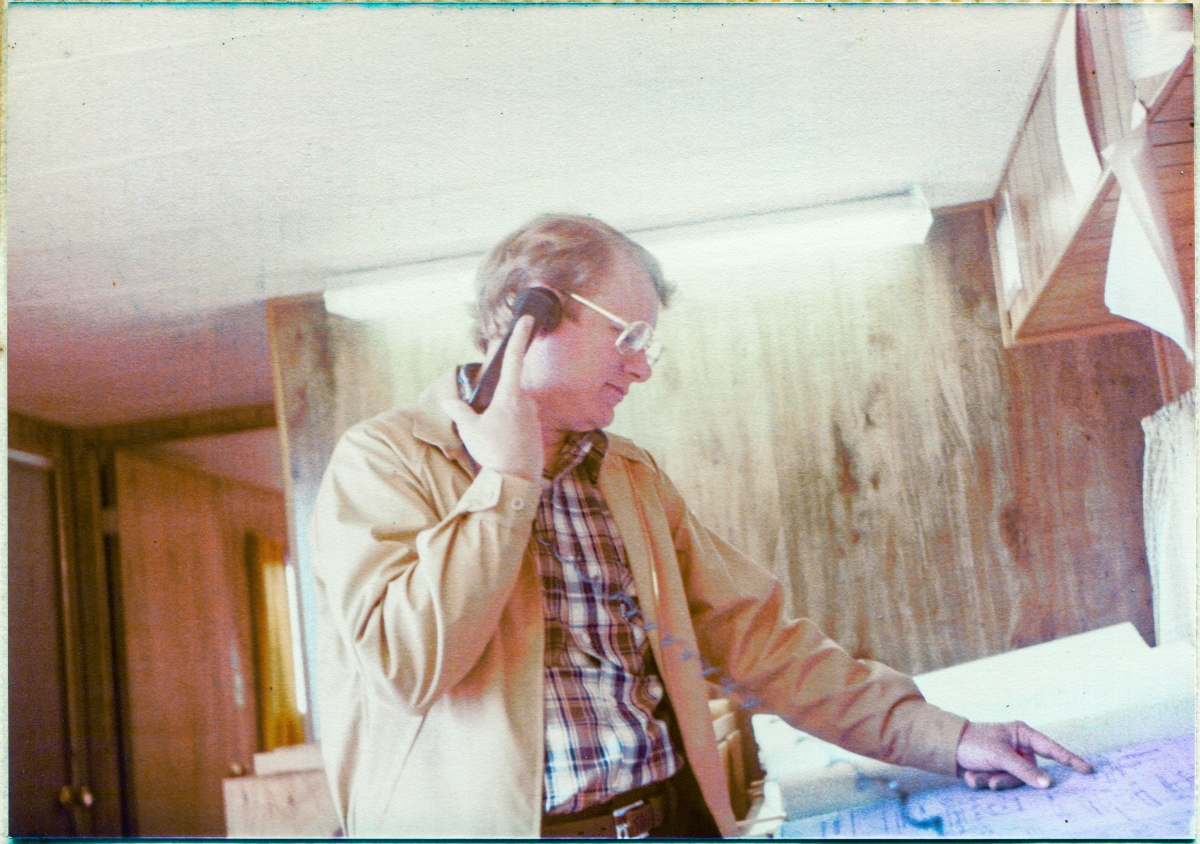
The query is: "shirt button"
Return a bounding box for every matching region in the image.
[511,497,525,511]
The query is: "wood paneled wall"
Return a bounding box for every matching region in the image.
[612,216,1022,674]
[10,412,295,836]
[956,205,1161,649]
[112,451,289,836]
[273,207,1165,679]
[1004,332,1160,647]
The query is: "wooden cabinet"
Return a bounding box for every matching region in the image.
[992,7,1193,351]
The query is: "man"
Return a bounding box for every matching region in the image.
[311,214,1093,838]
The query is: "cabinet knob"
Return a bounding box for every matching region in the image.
[228,762,247,777]
[58,785,94,809]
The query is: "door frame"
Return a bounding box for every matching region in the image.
[9,404,279,837]
[10,415,97,835]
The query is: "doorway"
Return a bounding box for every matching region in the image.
[9,454,79,836]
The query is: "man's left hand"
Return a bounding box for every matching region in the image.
[955,721,1094,790]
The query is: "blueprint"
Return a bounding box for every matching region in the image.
[779,732,1195,839]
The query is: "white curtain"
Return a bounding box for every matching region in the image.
[1141,390,1196,646]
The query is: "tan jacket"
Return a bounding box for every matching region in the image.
[310,370,967,838]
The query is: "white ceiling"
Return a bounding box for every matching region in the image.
[7,2,1064,427]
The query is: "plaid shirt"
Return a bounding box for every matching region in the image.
[535,431,682,815]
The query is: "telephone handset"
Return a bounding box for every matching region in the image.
[468,286,563,412]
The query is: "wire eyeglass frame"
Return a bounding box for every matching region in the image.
[568,292,663,365]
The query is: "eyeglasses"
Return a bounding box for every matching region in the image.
[568,292,663,365]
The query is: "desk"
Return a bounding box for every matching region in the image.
[752,623,1195,838]
[781,731,1193,838]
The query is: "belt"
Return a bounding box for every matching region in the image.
[541,778,674,839]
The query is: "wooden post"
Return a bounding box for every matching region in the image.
[265,296,338,740]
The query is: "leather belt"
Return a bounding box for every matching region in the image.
[541,781,673,839]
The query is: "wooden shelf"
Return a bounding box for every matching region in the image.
[994,7,1194,348]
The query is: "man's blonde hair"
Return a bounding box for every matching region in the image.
[472,214,672,351]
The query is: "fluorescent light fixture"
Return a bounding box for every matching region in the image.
[636,189,933,282]
[323,190,933,319]
[323,254,479,321]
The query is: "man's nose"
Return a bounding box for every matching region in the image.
[625,351,652,382]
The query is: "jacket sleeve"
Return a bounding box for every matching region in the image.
[647,457,966,777]
[310,417,542,714]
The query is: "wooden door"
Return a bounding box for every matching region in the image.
[9,456,77,836]
[112,452,258,836]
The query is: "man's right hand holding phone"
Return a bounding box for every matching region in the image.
[441,315,545,483]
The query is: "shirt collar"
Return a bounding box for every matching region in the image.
[547,429,608,485]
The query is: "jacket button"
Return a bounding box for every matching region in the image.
[511,497,525,511]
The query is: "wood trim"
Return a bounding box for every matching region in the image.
[1144,52,1194,126]
[9,449,55,469]
[982,201,1016,349]
[52,442,94,834]
[62,437,129,836]
[1006,166,1118,338]
[10,411,68,460]
[1151,329,1195,406]
[11,409,292,834]
[244,533,270,753]
[1006,318,1146,348]
[933,200,994,218]
[1082,6,1139,152]
[78,404,276,447]
[265,294,335,740]
[992,6,1074,202]
[1075,5,1105,160]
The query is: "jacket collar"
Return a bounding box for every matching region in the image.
[603,432,648,463]
[412,368,471,466]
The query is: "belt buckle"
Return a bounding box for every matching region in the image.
[613,799,649,839]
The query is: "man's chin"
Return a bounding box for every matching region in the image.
[567,408,615,433]
[595,406,617,429]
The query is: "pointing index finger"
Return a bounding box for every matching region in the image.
[1024,727,1095,775]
